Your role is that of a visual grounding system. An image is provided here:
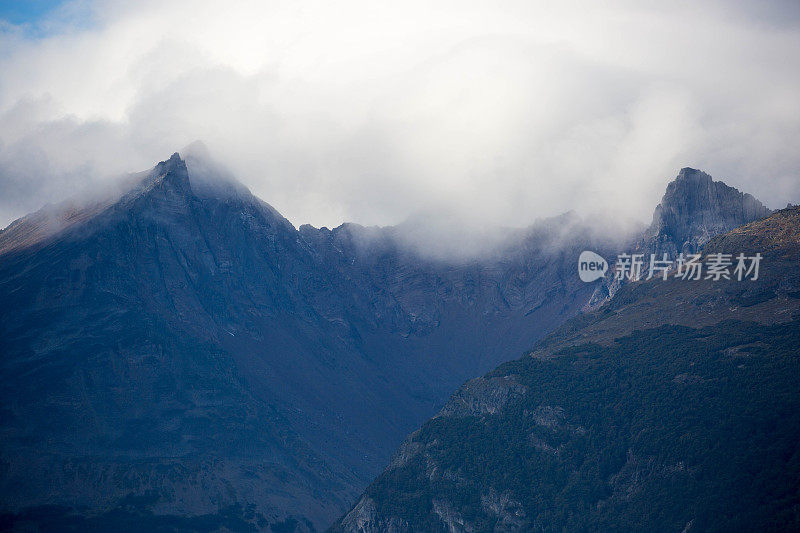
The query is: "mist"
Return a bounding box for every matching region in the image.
[1,0,799,233]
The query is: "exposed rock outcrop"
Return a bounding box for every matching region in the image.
[642,167,771,257]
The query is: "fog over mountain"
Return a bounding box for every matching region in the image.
[1,1,799,232]
[0,148,774,529]
[1,2,799,531]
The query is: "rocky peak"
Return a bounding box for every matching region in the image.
[0,150,282,257]
[642,167,771,257]
[675,166,711,183]
[133,152,192,197]
[586,168,772,311]
[163,151,186,172]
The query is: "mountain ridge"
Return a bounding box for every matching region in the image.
[0,153,779,530]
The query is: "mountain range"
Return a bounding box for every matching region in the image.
[0,149,778,531]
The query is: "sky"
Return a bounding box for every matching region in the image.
[0,0,799,231]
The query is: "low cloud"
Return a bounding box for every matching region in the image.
[0,0,799,230]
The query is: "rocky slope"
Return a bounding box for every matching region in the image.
[336,207,800,532]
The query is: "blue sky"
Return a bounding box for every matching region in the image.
[0,0,66,25]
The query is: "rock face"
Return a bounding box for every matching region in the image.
[642,167,771,257]
[0,152,624,530]
[585,168,771,310]
[335,207,800,532]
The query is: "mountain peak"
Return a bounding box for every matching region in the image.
[675,167,712,182]
[642,168,771,256]
[147,151,188,179]
[116,152,193,209]
[157,151,189,181]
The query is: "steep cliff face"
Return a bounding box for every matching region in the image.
[0,153,622,530]
[642,167,771,256]
[336,207,800,532]
[586,168,772,309]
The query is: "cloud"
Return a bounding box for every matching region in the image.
[0,0,799,230]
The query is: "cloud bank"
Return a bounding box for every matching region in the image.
[1,0,799,230]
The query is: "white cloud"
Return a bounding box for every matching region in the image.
[0,0,799,229]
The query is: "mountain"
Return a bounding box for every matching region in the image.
[0,151,628,531]
[0,154,777,530]
[586,167,772,309]
[641,167,771,257]
[335,206,800,532]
